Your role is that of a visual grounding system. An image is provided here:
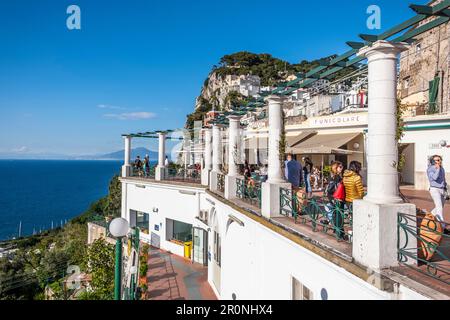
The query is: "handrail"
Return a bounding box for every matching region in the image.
[397,212,449,285]
[280,188,353,243]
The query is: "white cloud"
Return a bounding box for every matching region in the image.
[97,104,125,110]
[103,112,157,120]
[12,146,29,153]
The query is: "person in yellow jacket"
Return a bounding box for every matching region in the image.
[342,161,364,203]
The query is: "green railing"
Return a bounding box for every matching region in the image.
[217,173,225,193]
[236,177,262,208]
[131,165,155,179]
[279,188,352,243]
[397,212,449,285]
[166,168,201,183]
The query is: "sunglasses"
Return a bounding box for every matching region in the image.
[434,159,441,162]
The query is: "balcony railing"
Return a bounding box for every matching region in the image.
[397,212,449,285]
[236,177,262,208]
[167,168,201,183]
[131,166,155,179]
[280,188,353,243]
[217,173,225,193]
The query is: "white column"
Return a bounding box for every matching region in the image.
[204,129,212,170]
[227,116,240,176]
[261,95,290,218]
[210,124,222,191]
[201,128,212,186]
[359,41,408,204]
[225,116,242,199]
[212,125,222,172]
[121,136,132,177]
[266,95,284,183]
[353,40,416,271]
[155,132,167,181]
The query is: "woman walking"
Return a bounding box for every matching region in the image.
[427,155,448,232]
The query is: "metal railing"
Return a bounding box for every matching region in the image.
[217,173,225,193]
[131,165,155,179]
[397,212,449,285]
[280,188,353,243]
[236,177,262,208]
[166,168,201,183]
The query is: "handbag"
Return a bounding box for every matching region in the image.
[333,182,346,201]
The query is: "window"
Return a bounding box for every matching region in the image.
[292,277,313,300]
[415,43,422,54]
[166,219,192,243]
[132,210,150,234]
[214,231,221,267]
[403,77,410,89]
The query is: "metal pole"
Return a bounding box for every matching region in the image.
[114,238,122,300]
[321,155,324,190]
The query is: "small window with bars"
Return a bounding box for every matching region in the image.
[292,277,313,300]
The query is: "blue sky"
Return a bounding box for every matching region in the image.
[0,0,426,156]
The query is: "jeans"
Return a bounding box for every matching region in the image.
[304,173,311,193]
[430,187,445,223]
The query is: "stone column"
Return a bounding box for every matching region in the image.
[155,132,167,181]
[353,40,416,271]
[210,124,222,192]
[261,95,290,218]
[225,116,243,199]
[121,136,132,177]
[266,96,285,183]
[201,128,212,186]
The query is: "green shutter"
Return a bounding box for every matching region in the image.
[428,76,440,114]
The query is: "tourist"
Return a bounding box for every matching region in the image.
[143,154,150,177]
[302,157,313,198]
[323,161,346,240]
[164,155,170,167]
[342,161,364,205]
[243,160,252,179]
[427,155,448,232]
[134,155,143,177]
[312,166,320,190]
[285,154,302,189]
[259,164,268,182]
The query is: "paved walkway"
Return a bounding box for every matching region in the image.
[145,247,217,300]
[400,186,450,222]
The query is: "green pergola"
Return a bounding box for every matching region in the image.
[210,1,450,126]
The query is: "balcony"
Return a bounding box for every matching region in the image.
[394,212,450,295]
[166,167,201,184]
[276,188,353,258]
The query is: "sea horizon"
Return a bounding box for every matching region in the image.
[0,159,125,241]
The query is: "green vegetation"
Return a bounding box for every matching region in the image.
[185,51,355,129]
[0,175,122,300]
[85,238,115,300]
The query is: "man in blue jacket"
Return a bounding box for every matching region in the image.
[427,155,448,233]
[285,154,302,189]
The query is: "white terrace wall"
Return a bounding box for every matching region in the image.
[122,180,204,257]
[121,179,431,300]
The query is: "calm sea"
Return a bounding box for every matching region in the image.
[0,160,123,241]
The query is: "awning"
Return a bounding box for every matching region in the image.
[290,132,362,155]
[244,136,268,149]
[286,130,317,152]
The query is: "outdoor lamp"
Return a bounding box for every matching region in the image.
[439,140,447,147]
[109,217,129,300]
[353,142,360,150]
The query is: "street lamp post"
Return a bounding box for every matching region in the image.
[109,217,129,301]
